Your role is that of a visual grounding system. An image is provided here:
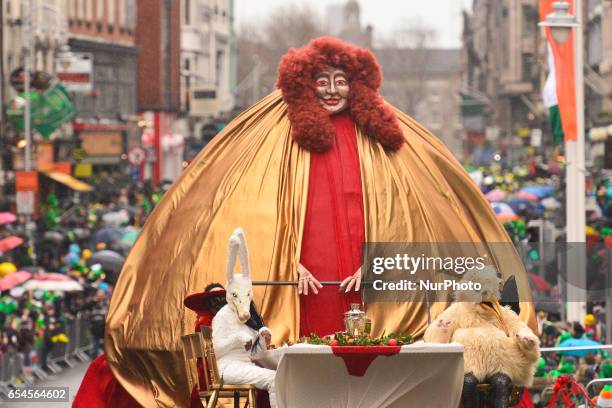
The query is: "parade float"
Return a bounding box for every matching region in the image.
[75,37,538,408]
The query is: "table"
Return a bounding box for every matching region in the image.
[269,343,464,408]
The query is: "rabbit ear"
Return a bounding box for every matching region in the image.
[233,228,251,279]
[227,234,241,283]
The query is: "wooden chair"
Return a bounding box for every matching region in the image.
[181,327,257,408]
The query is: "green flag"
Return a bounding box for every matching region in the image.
[6,83,76,139]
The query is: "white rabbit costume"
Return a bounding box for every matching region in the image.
[212,228,277,407]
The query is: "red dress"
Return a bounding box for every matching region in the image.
[299,113,364,337]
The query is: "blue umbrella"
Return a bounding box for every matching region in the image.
[557,337,602,356]
[505,198,534,215]
[520,185,555,199]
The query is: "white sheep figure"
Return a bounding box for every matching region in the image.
[212,228,277,408]
[423,266,540,408]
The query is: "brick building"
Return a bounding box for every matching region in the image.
[64,0,139,169]
[136,0,182,182]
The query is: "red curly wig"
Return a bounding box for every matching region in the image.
[276,37,405,153]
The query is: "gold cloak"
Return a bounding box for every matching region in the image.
[105,91,536,407]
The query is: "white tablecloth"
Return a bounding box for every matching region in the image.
[272,343,464,408]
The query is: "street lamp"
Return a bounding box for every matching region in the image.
[539,1,578,44]
[539,1,586,323]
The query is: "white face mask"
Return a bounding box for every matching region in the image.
[314,67,349,114]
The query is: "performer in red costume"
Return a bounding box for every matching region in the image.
[297,68,365,336]
[277,46,404,337]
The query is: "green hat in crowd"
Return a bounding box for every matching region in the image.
[534,358,546,377]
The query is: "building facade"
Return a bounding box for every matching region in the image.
[585,0,612,126]
[462,0,612,164]
[462,0,546,164]
[1,0,69,198]
[63,0,139,171]
[1,0,68,103]
[136,0,182,182]
[179,0,236,146]
[325,0,372,48]
[376,48,465,157]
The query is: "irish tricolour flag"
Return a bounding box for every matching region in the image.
[539,0,577,144]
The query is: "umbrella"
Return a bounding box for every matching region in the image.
[485,189,507,202]
[534,301,561,314]
[516,191,540,202]
[87,250,125,284]
[491,202,520,222]
[0,212,17,225]
[43,230,65,243]
[88,249,125,272]
[0,271,31,291]
[497,213,520,222]
[469,170,483,187]
[491,202,516,216]
[120,228,141,246]
[30,272,73,281]
[541,197,561,210]
[23,279,83,292]
[528,273,550,292]
[19,266,45,274]
[72,228,91,240]
[0,236,24,253]
[102,210,130,227]
[506,198,534,215]
[557,338,602,357]
[520,185,555,199]
[91,227,123,245]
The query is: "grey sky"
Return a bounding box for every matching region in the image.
[235,0,474,48]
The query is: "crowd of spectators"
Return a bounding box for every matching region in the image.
[0,177,165,380]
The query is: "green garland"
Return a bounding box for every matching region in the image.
[299,331,414,347]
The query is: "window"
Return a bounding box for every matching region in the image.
[184,0,190,25]
[587,20,602,66]
[126,0,136,31]
[430,107,442,129]
[521,5,537,39]
[108,0,116,30]
[96,0,103,21]
[429,88,442,102]
[118,0,126,29]
[75,0,82,22]
[94,0,104,31]
[84,0,93,23]
[216,50,224,86]
[7,53,13,73]
[522,53,534,82]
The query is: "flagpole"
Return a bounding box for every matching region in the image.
[21,0,37,266]
[23,0,32,172]
[565,0,586,322]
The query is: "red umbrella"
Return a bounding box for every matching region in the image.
[0,271,32,291]
[0,236,24,253]
[528,273,550,292]
[0,212,17,225]
[31,272,72,281]
[517,191,540,202]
